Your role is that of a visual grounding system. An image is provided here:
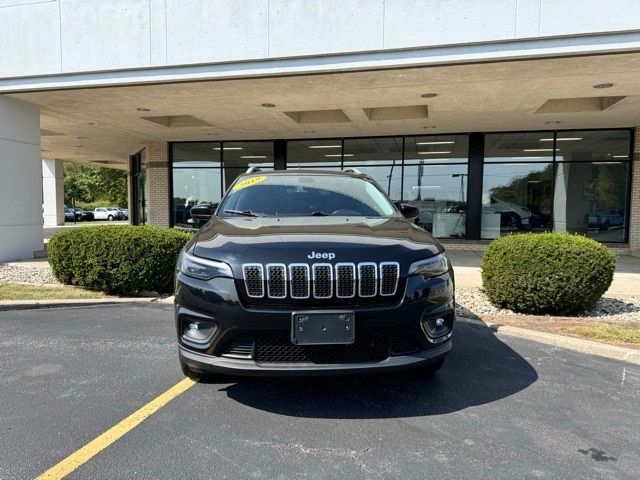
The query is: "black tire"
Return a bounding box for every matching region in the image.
[179,357,205,381]
[107,215,114,221]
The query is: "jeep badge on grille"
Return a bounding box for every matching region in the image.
[308,251,336,260]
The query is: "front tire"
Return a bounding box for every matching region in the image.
[107,215,114,221]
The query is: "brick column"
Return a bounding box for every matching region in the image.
[145,142,171,227]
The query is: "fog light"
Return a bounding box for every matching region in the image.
[421,312,453,342]
[182,318,217,344]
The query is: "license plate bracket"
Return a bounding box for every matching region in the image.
[291,311,355,345]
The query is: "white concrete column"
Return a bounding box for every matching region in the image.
[0,96,43,261]
[42,158,64,227]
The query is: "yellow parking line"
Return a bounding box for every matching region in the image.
[36,377,197,480]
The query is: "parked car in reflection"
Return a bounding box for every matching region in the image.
[116,207,129,220]
[74,208,94,221]
[64,206,76,222]
[586,211,625,230]
[94,207,124,221]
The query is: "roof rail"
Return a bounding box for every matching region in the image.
[245,166,262,174]
[342,167,362,175]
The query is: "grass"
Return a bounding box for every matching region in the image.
[0,282,108,301]
[564,323,640,345]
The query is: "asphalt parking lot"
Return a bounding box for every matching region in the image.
[1,304,639,479]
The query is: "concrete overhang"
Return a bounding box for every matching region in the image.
[7,52,640,168]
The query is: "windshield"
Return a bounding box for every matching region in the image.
[219,174,396,217]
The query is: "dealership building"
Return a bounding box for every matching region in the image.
[1,0,640,261]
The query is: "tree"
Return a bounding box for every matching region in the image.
[64,163,127,206]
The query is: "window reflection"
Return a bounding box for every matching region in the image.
[172,143,222,228]
[482,163,553,238]
[554,162,629,242]
[404,164,468,238]
[287,139,342,169]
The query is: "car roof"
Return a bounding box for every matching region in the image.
[239,169,368,179]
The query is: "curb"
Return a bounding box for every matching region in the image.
[0,297,168,312]
[457,316,640,366]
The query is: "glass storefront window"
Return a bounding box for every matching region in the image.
[221,141,274,187]
[287,139,342,169]
[404,164,468,238]
[554,129,630,162]
[172,143,222,228]
[554,161,629,243]
[169,130,631,242]
[404,135,469,164]
[343,137,403,200]
[484,132,555,163]
[481,163,553,238]
[402,135,469,238]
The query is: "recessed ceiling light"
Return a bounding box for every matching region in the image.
[240,155,268,159]
[416,141,455,145]
[523,148,559,152]
[539,137,583,142]
[545,121,561,124]
[136,107,151,112]
[324,154,353,157]
[213,147,243,150]
[418,151,451,155]
[421,93,438,98]
[309,145,341,149]
[593,83,614,89]
[261,103,276,108]
[612,155,629,159]
[593,161,622,164]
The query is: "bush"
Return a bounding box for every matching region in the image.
[48,226,192,295]
[481,233,615,315]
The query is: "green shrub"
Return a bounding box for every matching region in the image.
[48,226,192,295]
[481,233,615,315]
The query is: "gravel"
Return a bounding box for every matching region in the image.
[0,262,59,285]
[456,287,640,323]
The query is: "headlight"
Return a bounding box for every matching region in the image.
[178,252,232,280]
[408,253,449,277]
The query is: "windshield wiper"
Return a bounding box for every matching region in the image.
[224,209,261,217]
[310,211,330,216]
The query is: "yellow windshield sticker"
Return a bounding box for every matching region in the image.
[232,175,267,191]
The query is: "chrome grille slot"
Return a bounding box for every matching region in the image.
[242,264,264,298]
[266,264,287,298]
[335,263,356,298]
[358,262,377,297]
[289,264,310,299]
[312,264,333,299]
[380,262,400,296]
[242,261,399,300]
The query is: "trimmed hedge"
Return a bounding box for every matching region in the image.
[48,226,192,295]
[481,233,615,315]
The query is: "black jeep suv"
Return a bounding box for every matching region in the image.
[175,169,455,378]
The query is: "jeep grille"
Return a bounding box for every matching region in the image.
[241,262,400,300]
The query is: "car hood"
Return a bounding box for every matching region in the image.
[192,216,442,275]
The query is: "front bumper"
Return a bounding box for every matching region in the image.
[180,340,451,376]
[175,269,455,376]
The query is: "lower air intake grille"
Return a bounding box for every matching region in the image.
[255,334,389,364]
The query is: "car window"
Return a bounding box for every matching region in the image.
[219,175,396,217]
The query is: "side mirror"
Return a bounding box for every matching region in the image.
[397,203,419,219]
[189,202,217,224]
